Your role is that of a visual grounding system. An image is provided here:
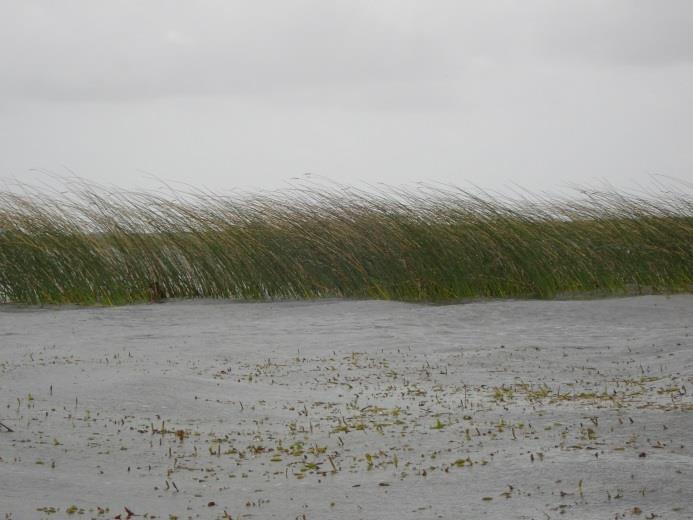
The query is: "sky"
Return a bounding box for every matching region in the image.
[1,1,692,194]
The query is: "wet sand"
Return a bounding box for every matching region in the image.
[1,295,692,519]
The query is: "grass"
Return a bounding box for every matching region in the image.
[0,180,691,305]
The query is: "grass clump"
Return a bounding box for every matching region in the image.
[0,180,691,305]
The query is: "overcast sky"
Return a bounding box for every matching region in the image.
[1,1,692,193]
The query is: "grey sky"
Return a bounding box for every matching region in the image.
[1,1,692,193]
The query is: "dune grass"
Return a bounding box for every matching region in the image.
[0,180,691,305]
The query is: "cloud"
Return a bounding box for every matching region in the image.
[1,1,691,106]
[533,0,693,67]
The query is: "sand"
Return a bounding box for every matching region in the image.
[1,295,692,519]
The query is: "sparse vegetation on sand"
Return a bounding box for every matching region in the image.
[0,180,691,304]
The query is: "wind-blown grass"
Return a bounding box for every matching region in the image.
[0,180,691,305]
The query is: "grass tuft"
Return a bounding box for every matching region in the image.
[0,180,691,305]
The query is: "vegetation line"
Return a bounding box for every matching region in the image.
[0,180,691,305]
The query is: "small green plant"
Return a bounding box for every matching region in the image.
[432,418,446,430]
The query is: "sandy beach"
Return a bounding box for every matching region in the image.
[1,295,692,519]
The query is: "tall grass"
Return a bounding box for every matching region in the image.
[0,180,691,305]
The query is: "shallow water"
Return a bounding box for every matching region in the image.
[1,296,692,519]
